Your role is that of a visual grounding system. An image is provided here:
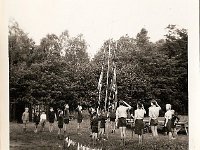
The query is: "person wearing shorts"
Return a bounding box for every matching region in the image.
[148,100,161,137]
[134,102,146,144]
[109,104,116,133]
[76,104,83,134]
[21,107,29,132]
[171,110,180,138]
[91,112,99,146]
[164,104,173,140]
[48,107,56,132]
[116,101,131,146]
[63,104,70,134]
[99,109,107,140]
[57,110,64,139]
[34,111,40,133]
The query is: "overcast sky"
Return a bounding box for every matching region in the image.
[8,0,189,58]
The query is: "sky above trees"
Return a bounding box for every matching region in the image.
[8,0,189,58]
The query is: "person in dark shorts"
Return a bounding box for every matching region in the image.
[99,109,107,140]
[34,111,40,133]
[48,107,57,132]
[76,104,83,134]
[116,101,131,145]
[109,104,116,133]
[88,107,96,136]
[91,112,99,146]
[148,100,161,137]
[171,110,180,138]
[134,102,146,144]
[57,110,64,139]
[164,104,173,140]
[63,104,70,134]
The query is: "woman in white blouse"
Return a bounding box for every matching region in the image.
[148,100,161,137]
[164,104,173,140]
[134,102,146,144]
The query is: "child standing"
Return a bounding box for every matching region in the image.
[40,111,47,132]
[171,110,180,138]
[99,109,107,140]
[91,112,99,146]
[164,104,173,140]
[76,104,83,134]
[34,111,40,133]
[63,104,70,134]
[22,107,29,132]
[134,102,146,144]
[109,104,116,133]
[57,110,64,140]
[48,107,57,132]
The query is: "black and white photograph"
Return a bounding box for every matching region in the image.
[1,0,199,149]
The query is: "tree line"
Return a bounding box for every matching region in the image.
[9,21,188,116]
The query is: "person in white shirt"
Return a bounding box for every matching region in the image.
[116,101,131,146]
[148,100,161,137]
[134,102,146,144]
[40,111,47,131]
[164,104,173,140]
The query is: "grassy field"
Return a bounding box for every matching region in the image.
[10,119,188,150]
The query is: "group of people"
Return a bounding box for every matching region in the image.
[89,100,180,146]
[21,100,180,146]
[21,103,83,139]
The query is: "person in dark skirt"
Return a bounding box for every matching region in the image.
[134,102,146,144]
[57,110,64,139]
[164,104,173,140]
[34,111,40,133]
[48,107,57,132]
[76,104,83,134]
[63,104,70,134]
[91,112,99,146]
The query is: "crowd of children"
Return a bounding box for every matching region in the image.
[21,100,180,146]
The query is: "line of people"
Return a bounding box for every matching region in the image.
[89,100,180,146]
[21,103,83,139]
[21,100,180,146]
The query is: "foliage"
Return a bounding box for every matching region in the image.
[9,21,188,114]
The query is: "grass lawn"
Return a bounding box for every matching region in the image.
[10,119,188,150]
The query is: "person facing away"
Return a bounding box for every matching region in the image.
[57,110,64,140]
[22,107,29,132]
[91,112,99,146]
[34,111,40,133]
[48,107,57,132]
[63,104,70,134]
[109,104,116,133]
[164,104,173,140]
[99,109,107,139]
[116,100,131,146]
[76,104,83,134]
[148,100,161,137]
[171,110,180,138]
[40,111,47,131]
[134,102,146,144]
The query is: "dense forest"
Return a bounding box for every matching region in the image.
[9,21,188,117]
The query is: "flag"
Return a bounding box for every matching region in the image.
[110,61,117,101]
[97,67,103,91]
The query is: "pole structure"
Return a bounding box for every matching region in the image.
[104,40,111,111]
